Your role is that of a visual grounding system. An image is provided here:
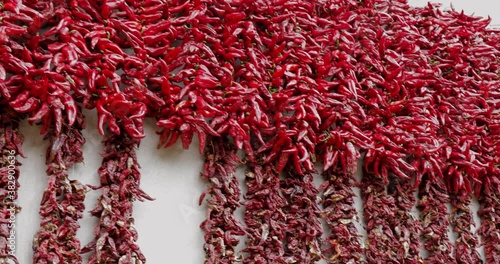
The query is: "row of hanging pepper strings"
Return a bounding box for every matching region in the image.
[414,3,499,263]
[0,0,154,263]
[141,0,500,263]
[180,0,500,263]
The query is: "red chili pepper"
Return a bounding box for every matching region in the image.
[11,97,39,113]
[9,90,31,108]
[179,123,194,150]
[122,117,145,139]
[61,93,77,126]
[52,107,63,136]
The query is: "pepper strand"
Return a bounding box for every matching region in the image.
[418,177,455,264]
[476,26,500,264]
[200,137,245,263]
[32,112,88,263]
[320,170,364,263]
[361,171,401,263]
[0,107,23,264]
[437,27,487,264]
[363,2,426,262]
[386,177,422,264]
[477,177,500,264]
[83,133,152,263]
[280,171,323,263]
[243,162,287,263]
[449,194,482,263]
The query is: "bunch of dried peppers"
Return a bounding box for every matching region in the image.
[0,0,499,263]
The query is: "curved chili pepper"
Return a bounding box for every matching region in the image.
[11,97,39,113]
[122,117,145,139]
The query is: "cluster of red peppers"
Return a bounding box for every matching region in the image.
[1,0,500,263]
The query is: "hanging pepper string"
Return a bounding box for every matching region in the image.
[477,177,500,264]
[81,0,156,261]
[20,0,95,261]
[242,161,288,263]
[418,177,456,263]
[361,171,401,262]
[387,177,422,263]
[199,137,245,264]
[82,133,153,263]
[32,112,88,263]
[449,194,482,263]
[320,170,364,263]
[280,171,323,262]
[0,107,23,264]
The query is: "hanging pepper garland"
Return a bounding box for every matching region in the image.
[78,1,157,262]
[33,113,88,263]
[199,137,245,263]
[0,107,23,264]
[1,0,500,263]
[14,2,94,262]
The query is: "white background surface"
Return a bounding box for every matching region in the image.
[12,1,500,263]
